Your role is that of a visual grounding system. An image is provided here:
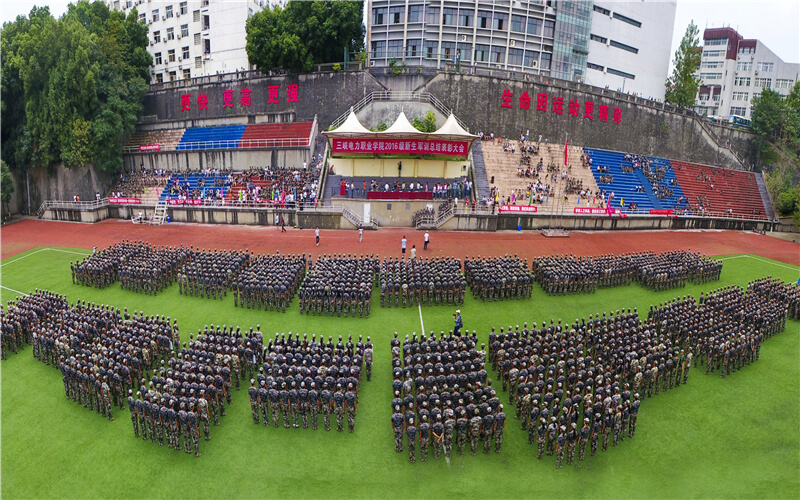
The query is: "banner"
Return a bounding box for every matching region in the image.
[167,199,202,205]
[499,205,538,213]
[138,144,161,152]
[331,138,469,156]
[574,207,621,215]
[649,209,674,215]
[108,197,141,204]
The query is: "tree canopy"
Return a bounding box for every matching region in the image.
[1,1,151,173]
[246,1,364,74]
[665,21,702,108]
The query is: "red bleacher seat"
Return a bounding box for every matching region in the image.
[671,160,766,220]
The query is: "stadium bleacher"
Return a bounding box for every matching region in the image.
[159,174,232,202]
[124,129,186,151]
[176,125,247,150]
[238,122,314,148]
[671,160,767,219]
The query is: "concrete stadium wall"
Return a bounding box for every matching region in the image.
[123,149,310,173]
[9,164,114,216]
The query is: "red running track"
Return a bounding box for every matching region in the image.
[1,218,798,267]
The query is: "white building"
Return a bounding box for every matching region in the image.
[366,0,676,100]
[108,0,263,83]
[584,2,676,100]
[694,27,800,119]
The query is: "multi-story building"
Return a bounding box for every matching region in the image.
[366,0,676,100]
[108,0,263,84]
[694,27,799,119]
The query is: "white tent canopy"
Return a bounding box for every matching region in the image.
[324,111,476,143]
[429,113,477,141]
[328,109,372,137]
[380,111,420,137]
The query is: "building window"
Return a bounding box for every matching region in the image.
[490,46,504,64]
[156,73,164,83]
[204,39,210,54]
[442,8,455,25]
[181,24,189,37]
[508,48,523,66]
[194,33,201,45]
[702,61,724,69]
[590,34,607,43]
[372,8,385,25]
[152,9,159,22]
[406,39,420,57]
[511,15,524,33]
[478,11,489,29]
[154,52,162,65]
[712,94,720,102]
[734,77,751,86]
[757,62,774,72]
[524,50,539,67]
[704,38,727,46]
[371,41,387,58]
[168,49,176,62]
[424,41,437,59]
[527,17,540,35]
[610,40,638,54]
[388,40,403,59]
[737,46,755,55]
[407,5,420,23]
[169,71,176,82]
[180,1,188,15]
[183,68,191,79]
[736,61,752,71]
[139,12,146,23]
[700,73,723,80]
[475,44,489,62]
[754,78,772,89]
[195,56,202,68]
[612,12,641,28]
[776,79,794,89]
[703,50,724,57]
[458,43,471,61]
[193,10,200,22]
[731,91,749,101]
[153,31,161,43]
[730,106,747,116]
[425,7,439,25]
[607,67,635,79]
[493,13,507,30]
[203,15,209,30]
[182,46,190,59]
[543,20,555,38]
[587,62,604,71]
[593,5,610,15]
[390,6,403,24]
[540,52,551,70]
[167,27,174,40]
[441,41,455,60]
[166,5,173,19]
[459,9,472,27]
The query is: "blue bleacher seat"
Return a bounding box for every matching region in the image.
[176,125,247,150]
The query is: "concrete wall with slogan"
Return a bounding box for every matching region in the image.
[140,69,758,171]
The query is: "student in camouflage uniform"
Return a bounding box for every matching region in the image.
[127,390,139,437]
[555,426,566,468]
[406,418,417,463]
[197,391,211,441]
[578,419,590,461]
[495,404,506,452]
[432,414,445,459]
[248,380,260,424]
[419,415,430,461]
[392,407,405,452]
[469,413,482,456]
[537,418,547,459]
[345,384,358,432]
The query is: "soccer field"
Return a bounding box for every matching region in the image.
[1,246,798,499]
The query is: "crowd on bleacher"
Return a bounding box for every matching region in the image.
[109,168,172,198]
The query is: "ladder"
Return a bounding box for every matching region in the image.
[150,201,168,225]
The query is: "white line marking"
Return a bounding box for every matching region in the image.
[418,303,425,334]
[718,254,800,272]
[0,285,29,296]
[1,247,90,267]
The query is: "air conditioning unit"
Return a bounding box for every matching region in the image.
[178,57,182,62]
[532,60,538,67]
[509,40,515,47]
[176,12,180,17]
[461,34,467,42]
[150,40,154,45]
[369,60,375,67]
[162,15,166,20]
[754,71,759,75]
[177,35,181,39]
[148,19,152,24]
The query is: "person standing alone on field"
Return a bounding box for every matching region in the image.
[401,235,407,255]
[315,227,320,246]
[424,231,430,250]
[359,225,363,243]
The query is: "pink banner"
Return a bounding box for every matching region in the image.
[139,144,161,152]
[167,199,202,205]
[108,197,141,204]
[331,138,469,156]
[499,205,538,213]
[649,209,674,215]
[574,207,621,215]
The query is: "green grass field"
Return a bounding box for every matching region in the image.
[1,247,798,499]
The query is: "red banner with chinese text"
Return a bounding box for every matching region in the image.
[574,207,621,215]
[331,138,469,156]
[108,198,142,204]
[167,199,203,205]
[649,209,674,215]
[499,205,538,213]
[138,144,161,152]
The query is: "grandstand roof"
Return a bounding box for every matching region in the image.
[330,110,372,136]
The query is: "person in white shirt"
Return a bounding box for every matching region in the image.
[401,235,407,255]
[424,232,430,250]
[315,227,320,246]
[410,245,416,260]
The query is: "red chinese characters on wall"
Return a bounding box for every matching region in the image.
[179,84,300,111]
[500,88,621,124]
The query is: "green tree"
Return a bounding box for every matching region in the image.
[0,1,150,174]
[665,21,702,107]
[752,89,790,144]
[412,111,437,133]
[1,160,14,219]
[246,1,364,74]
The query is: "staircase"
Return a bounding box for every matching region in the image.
[150,201,168,225]
[754,171,776,220]
[341,207,378,228]
[417,205,453,229]
[470,141,492,202]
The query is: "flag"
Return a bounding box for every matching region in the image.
[620,197,624,208]
[564,138,568,167]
